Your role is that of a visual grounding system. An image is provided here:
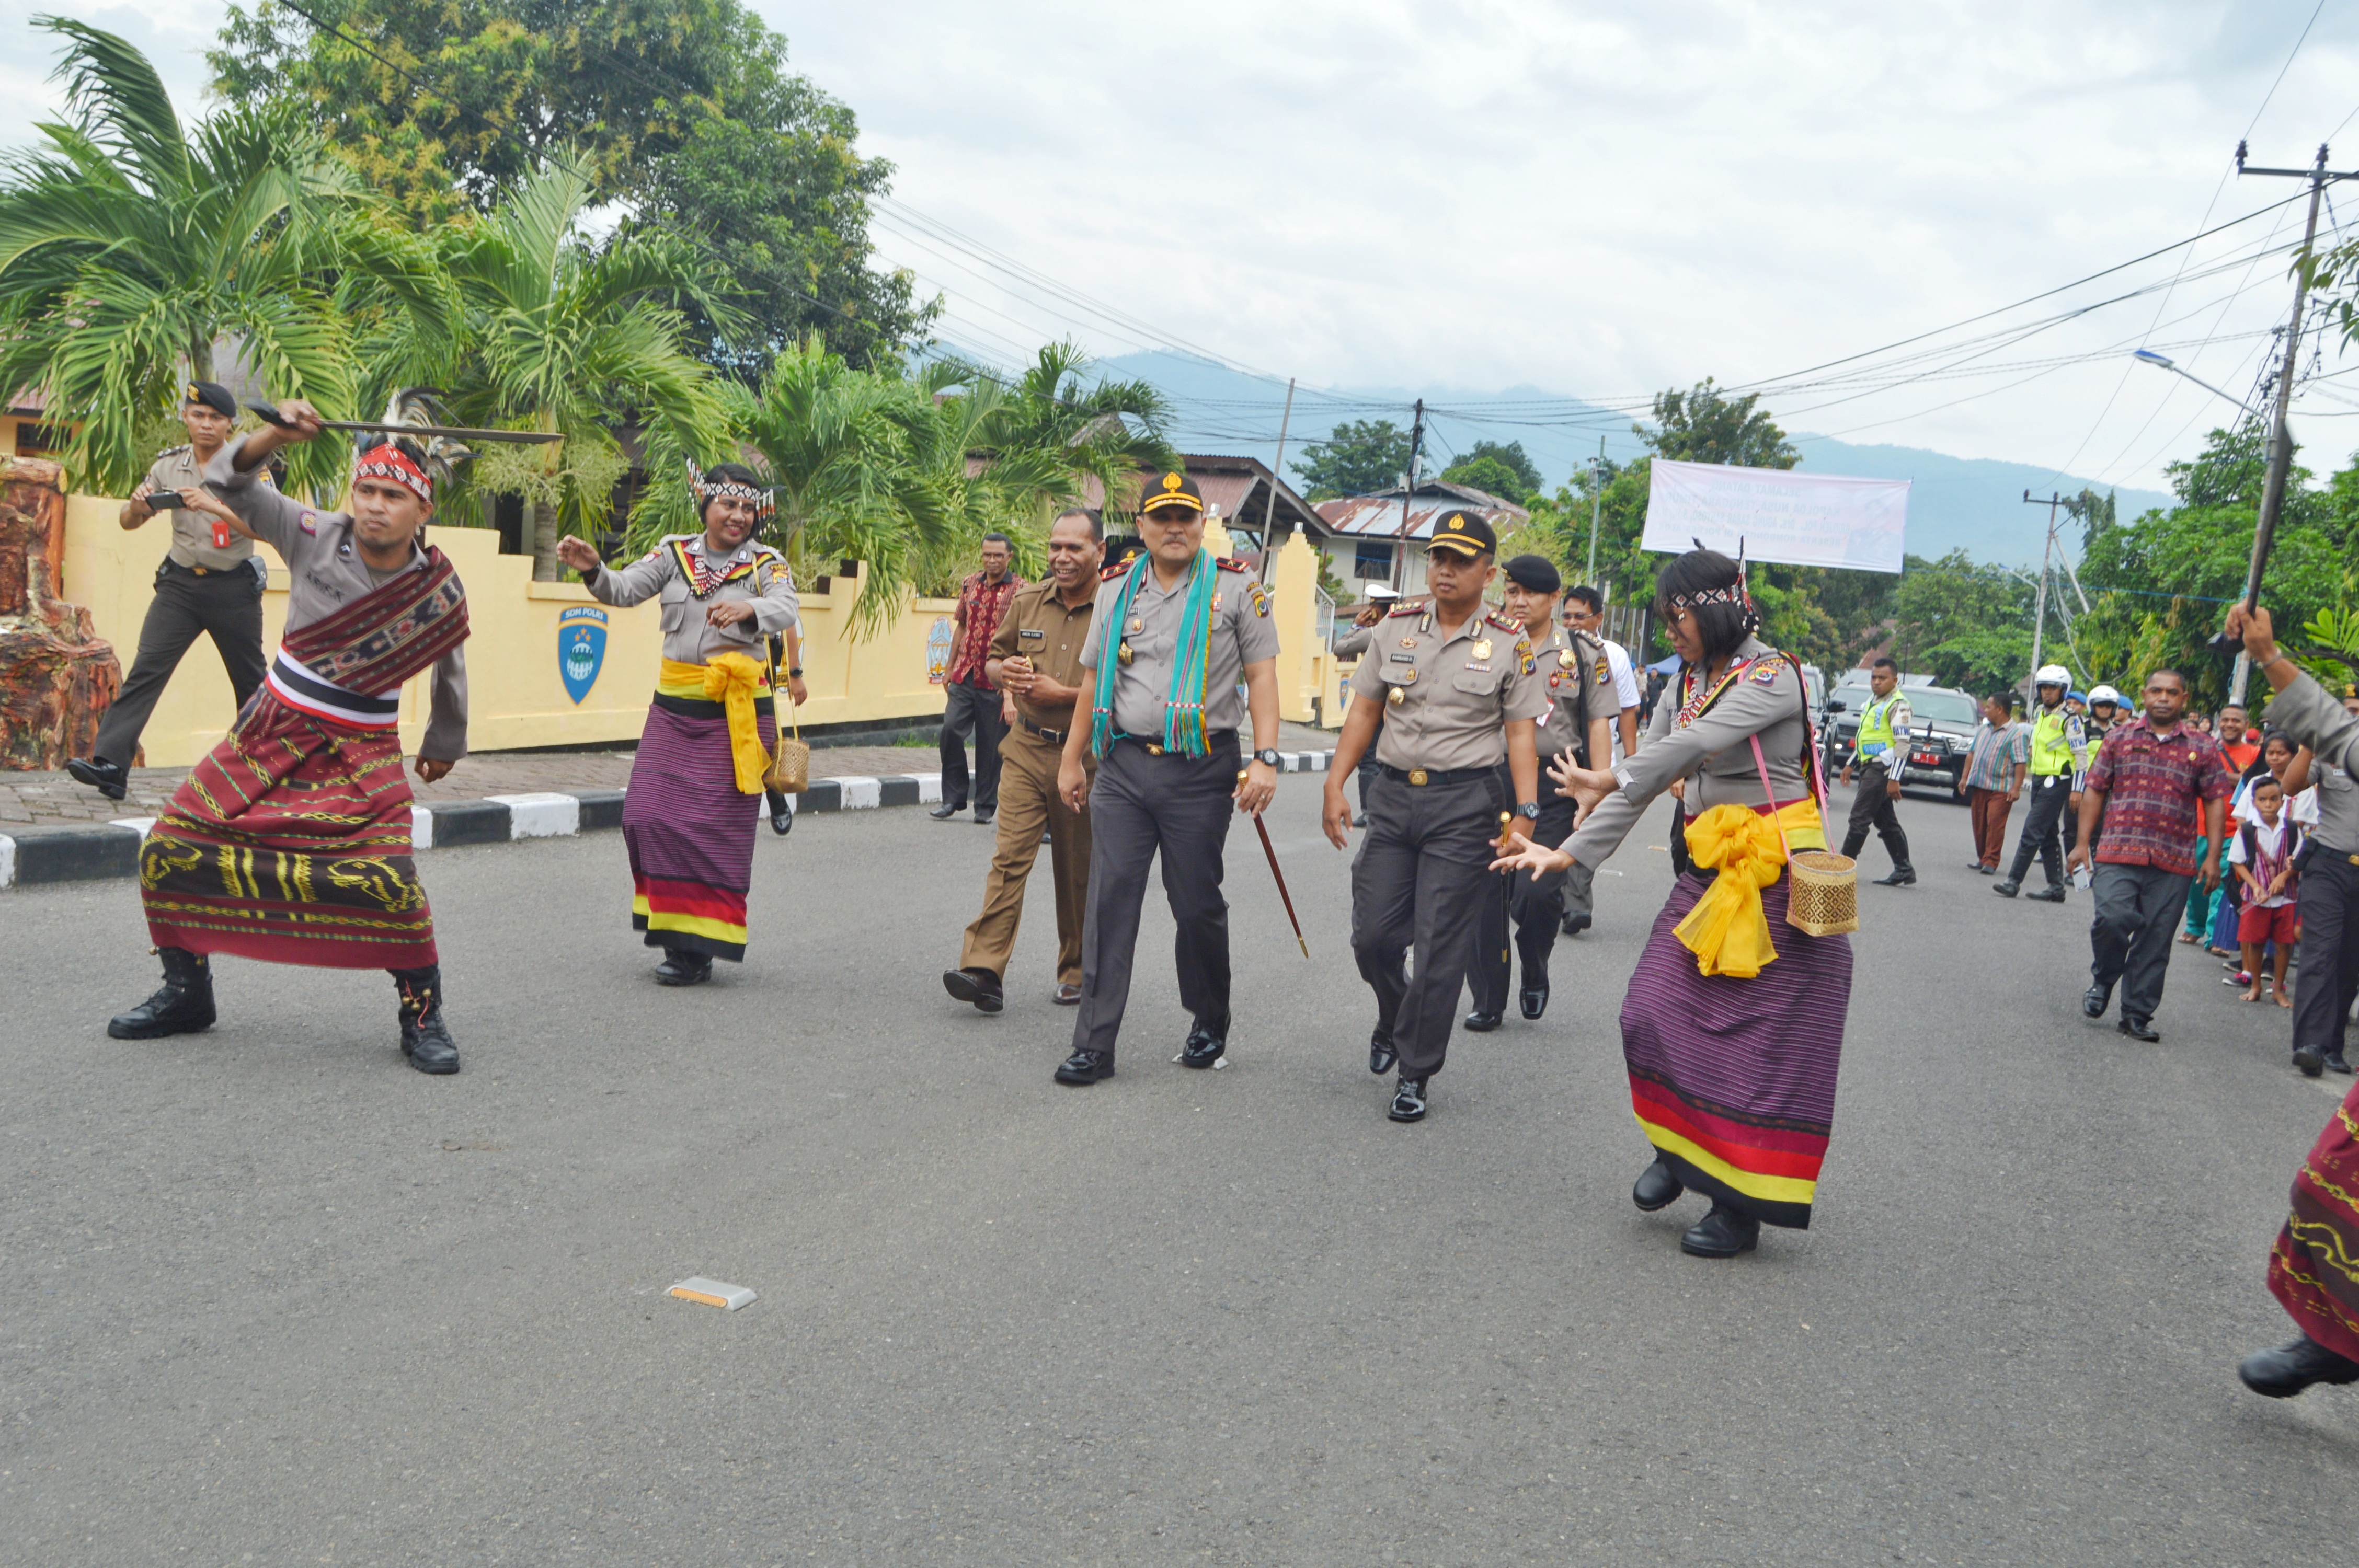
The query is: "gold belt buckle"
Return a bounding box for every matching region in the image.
[1407,768,1429,786]
[1147,743,1165,756]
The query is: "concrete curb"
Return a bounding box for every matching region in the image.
[0,750,1335,890]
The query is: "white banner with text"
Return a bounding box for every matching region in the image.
[1643,460,1909,574]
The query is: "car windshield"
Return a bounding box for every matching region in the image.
[1909,690,1979,725]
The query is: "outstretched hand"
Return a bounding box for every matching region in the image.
[555,534,601,574]
[1491,834,1574,882]
[1547,752,1617,828]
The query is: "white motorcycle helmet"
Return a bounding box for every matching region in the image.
[2034,663,2071,688]
[2087,683,2122,707]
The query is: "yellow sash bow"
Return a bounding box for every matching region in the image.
[1673,799,1825,978]
[661,654,768,795]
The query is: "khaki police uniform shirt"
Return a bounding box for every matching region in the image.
[1567,636,1814,868]
[2260,668,2359,854]
[1350,605,1550,773]
[586,534,801,666]
[1080,556,1281,737]
[203,434,469,760]
[1530,624,1610,763]
[149,444,255,570]
[991,577,1096,736]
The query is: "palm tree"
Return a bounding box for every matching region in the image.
[998,340,1178,523]
[0,16,365,497]
[389,156,739,579]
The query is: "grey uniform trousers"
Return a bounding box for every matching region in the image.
[1472,778,1575,1013]
[93,562,267,765]
[1354,769,1503,1078]
[1069,734,1239,1057]
[2293,852,2359,1063]
[938,677,1008,811]
[2090,860,2194,1024]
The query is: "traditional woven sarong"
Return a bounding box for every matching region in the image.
[623,666,776,961]
[140,551,468,970]
[1621,867,1853,1229]
[2268,1081,2359,1362]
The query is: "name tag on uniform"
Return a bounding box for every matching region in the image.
[1018,628,1045,641]
[1387,651,1416,663]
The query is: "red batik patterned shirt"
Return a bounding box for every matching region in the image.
[948,569,1026,688]
[2086,715,2236,877]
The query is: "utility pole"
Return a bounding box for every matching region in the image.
[2023,490,2065,683]
[1583,435,1606,587]
[1256,377,1296,587]
[2220,141,2359,704]
[1387,398,1425,593]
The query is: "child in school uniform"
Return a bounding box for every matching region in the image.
[2231,776,2305,1007]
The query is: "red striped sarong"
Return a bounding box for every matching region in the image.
[1620,869,1853,1228]
[2268,1081,2359,1361]
[138,551,467,970]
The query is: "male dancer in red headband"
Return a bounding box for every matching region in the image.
[107,398,474,1075]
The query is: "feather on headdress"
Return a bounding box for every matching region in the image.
[354,388,474,497]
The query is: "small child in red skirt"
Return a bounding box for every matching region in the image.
[2231,777,2304,1006]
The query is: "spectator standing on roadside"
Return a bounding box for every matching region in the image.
[1957,691,2028,873]
[2230,777,2304,1007]
[1563,585,1641,760]
[932,534,1025,825]
[2071,668,2234,1043]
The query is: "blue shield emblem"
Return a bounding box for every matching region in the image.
[558,606,608,705]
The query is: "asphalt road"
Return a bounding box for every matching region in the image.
[4,779,2354,1564]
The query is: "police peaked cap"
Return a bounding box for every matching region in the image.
[1139,470,1205,514]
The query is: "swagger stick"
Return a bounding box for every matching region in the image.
[247,400,562,445]
[1253,812,1309,959]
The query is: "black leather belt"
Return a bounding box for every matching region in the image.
[163,557,249,578]
[1019,714,1068,745]
[1377,763,1492,788]
[1114,730,1238,757]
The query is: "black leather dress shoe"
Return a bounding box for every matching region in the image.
[767,795,793,836]
[1177,1025,1226,1069]
[1055,1048,1114,1085]
[2295,1043,2327,1077]
[2117,1015,2160,1043]
[1388,1075,1428,1122]
[66,755,129,802]
[1519,981,1549,1021]
[1632,1157,1684,1212]
[107,947,215,1040]
[400,1010,461,1074]
[1463,1009,1503,1033]
[2328,1051,2354,1075]
[974,807,995,826]
[2083,982,2112,1019]
[942,966,1004,1014]
[1369,1029,1397,1076]
[1051,983,1082,1006]
[2238,1334,2359,1398]
[654,949,712,986]
[1873,867,1917,886]
[928,801,964,820]
[1992,880,2021,898]
[1561,914,1591,937]
[2026,884,2067,903]
[1680,1204,1760,1258]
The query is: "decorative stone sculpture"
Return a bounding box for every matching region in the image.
[0,457,121,769]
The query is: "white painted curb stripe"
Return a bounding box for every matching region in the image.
[487,792,579,838]
[913,771,944,804]
[411,805,435,851]
[0,835,14,889]
[835,776,881,810]
[109,817,156,837]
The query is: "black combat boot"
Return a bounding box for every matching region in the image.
[107,947,216,1039]
[392,965,460,1075]
[654,948,713,986]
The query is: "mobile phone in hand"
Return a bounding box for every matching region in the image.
[147,490,185,510]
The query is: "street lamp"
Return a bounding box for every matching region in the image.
[2131,348,2263,421]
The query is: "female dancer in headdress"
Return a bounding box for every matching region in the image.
[1493,548,1852,1257]
[557,465,799,985]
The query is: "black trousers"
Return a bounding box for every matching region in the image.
[938,677,1007,810]
[2007,774,2073,889]
[1472,778,1576,1012]
[2090,860,2193,1024]
[1353,770,1502,1078]
[2293,852,2359,1062]
[1069,734,1239,1057]
[1840,759,1912,871]
[93,562,267,765]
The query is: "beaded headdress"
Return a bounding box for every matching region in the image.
[686,460,776,524]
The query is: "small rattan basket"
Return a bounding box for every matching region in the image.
[1785,849,1859,936]
[765,707,809,794]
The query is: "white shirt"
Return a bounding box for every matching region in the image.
[2227,814,2300,907]
[2232,777,2318,828]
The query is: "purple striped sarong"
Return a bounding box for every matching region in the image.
[1621,870,1853,1228]
[622,696,775,961]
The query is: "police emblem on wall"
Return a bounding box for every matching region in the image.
[925,614,956,684]
[558,605,609,705]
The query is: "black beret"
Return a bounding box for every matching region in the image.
[1503,554,1560,594]
[184,380,236,419]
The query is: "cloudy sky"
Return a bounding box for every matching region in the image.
[12,1,2359,491]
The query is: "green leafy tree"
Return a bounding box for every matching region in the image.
[1888,550,2035,689]
[1292,419,1412,500]
[1441,439,1542,500]
[0,17,367,498]
[1641,378,1800,469]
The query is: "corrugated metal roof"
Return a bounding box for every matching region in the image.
[1315,487,1529,540]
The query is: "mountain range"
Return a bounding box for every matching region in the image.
[1094,351,2170,569]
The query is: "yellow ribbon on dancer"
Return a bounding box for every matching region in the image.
[662,654,769,795]
[1673,799,1824,978]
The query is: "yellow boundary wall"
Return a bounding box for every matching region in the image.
[58,503,1344,767]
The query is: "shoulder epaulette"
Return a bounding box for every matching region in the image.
[1484,610,1521,633]
[1385,602,1422,618]
[161,443,191,456]
[1100,560,1133,581]
[1216,556,1252,573]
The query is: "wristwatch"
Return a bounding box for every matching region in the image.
[787,666,804,678]
[1515,801,1542,821]
[1254,748,1282,768]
